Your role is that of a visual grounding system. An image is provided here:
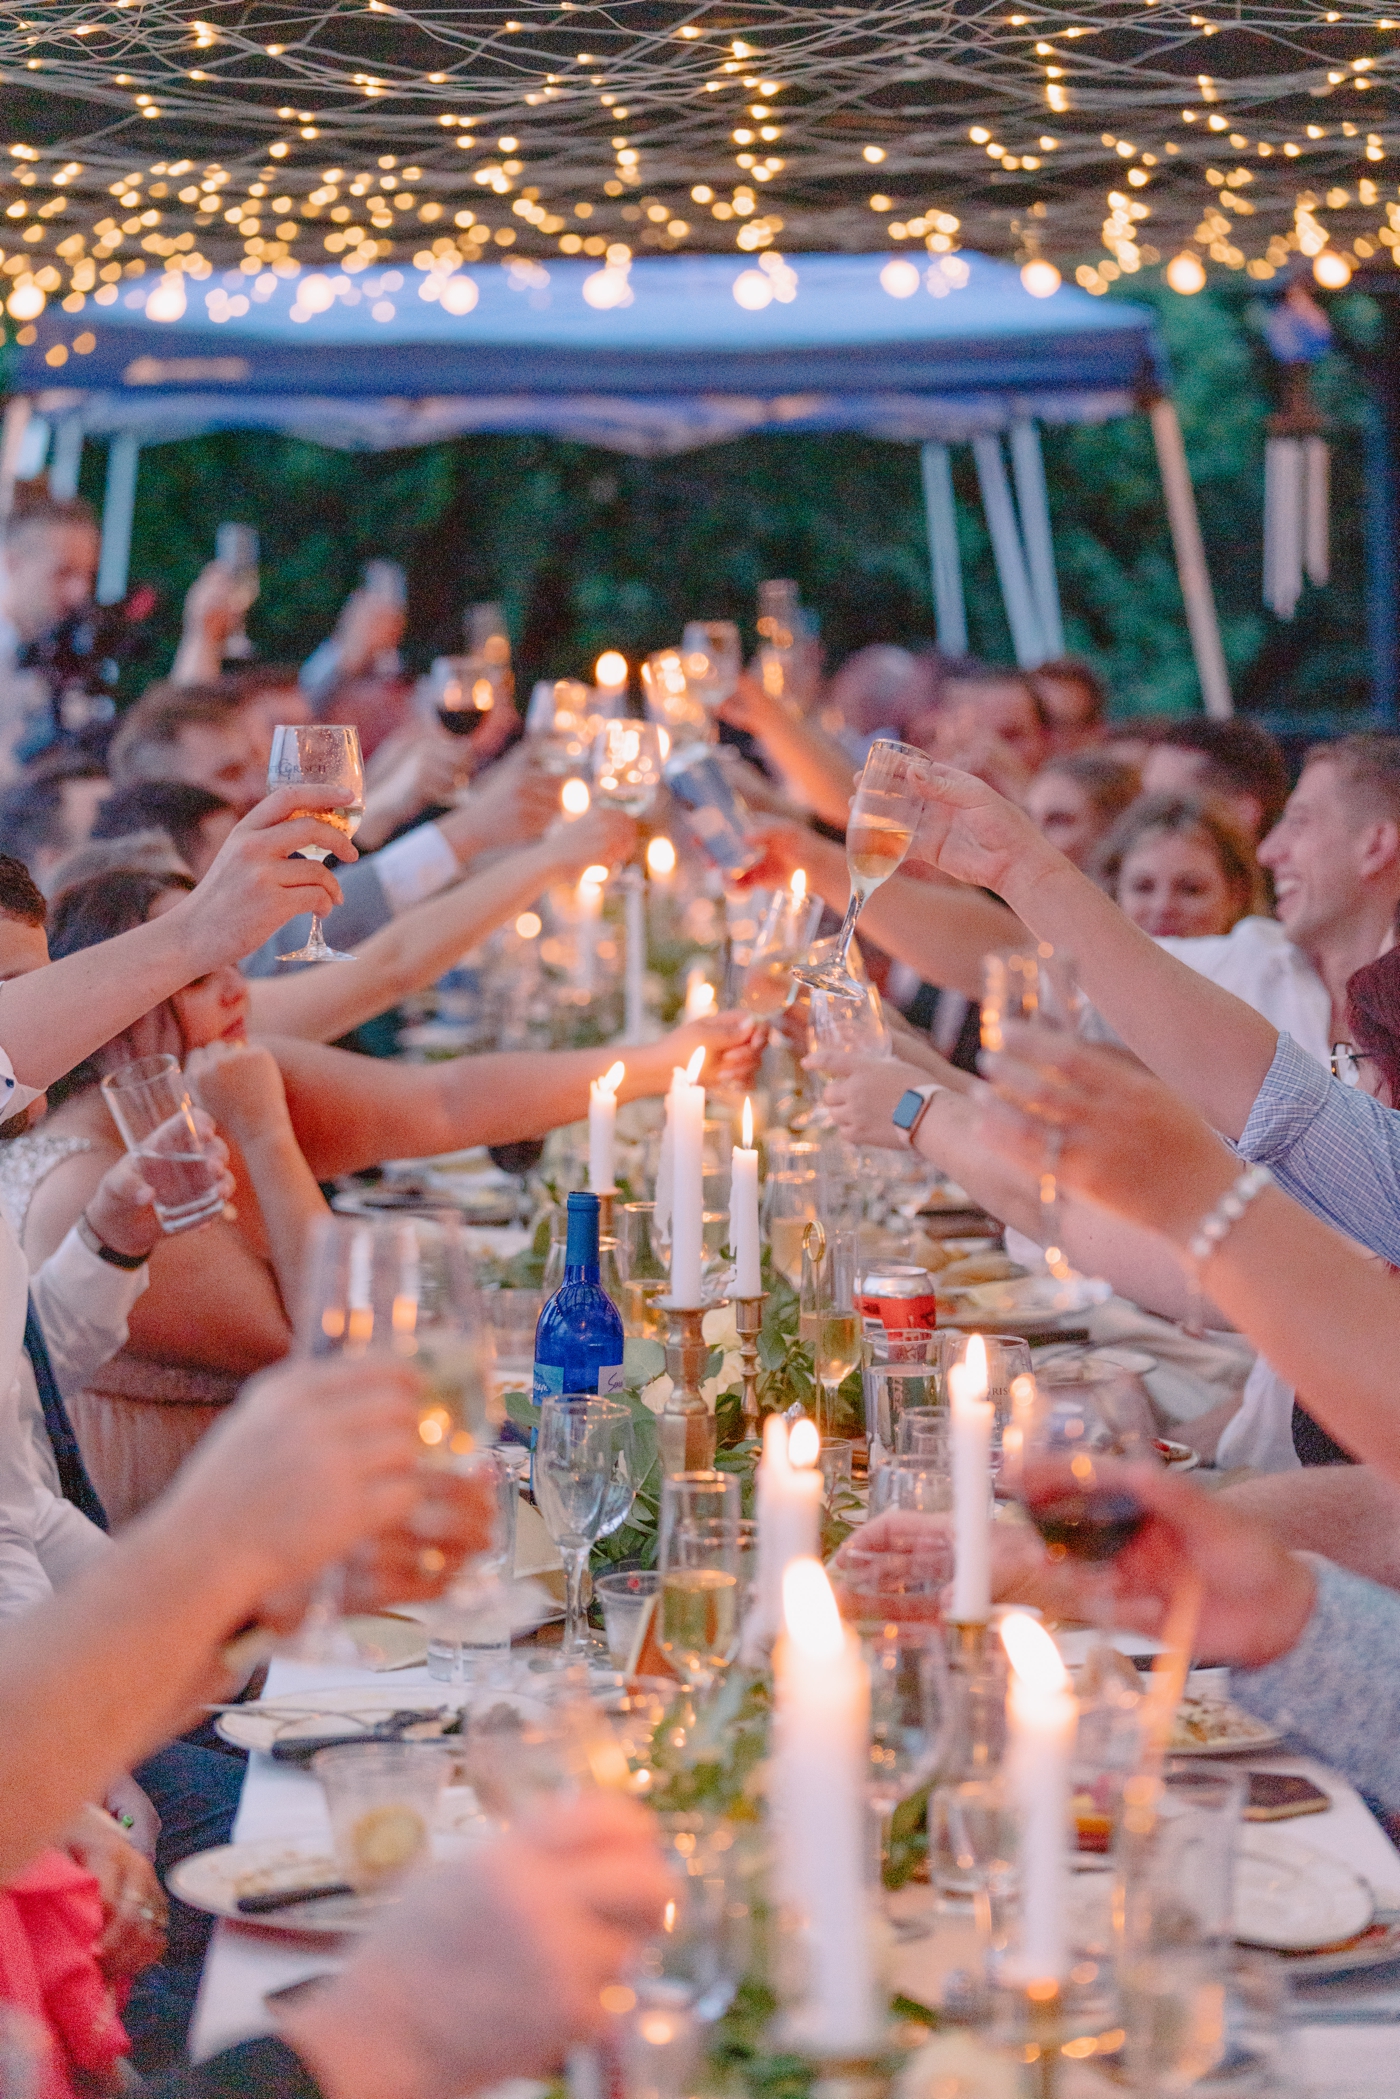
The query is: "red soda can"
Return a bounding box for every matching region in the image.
[857,1266,938,1334]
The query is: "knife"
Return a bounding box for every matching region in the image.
[236,1882,356,1915]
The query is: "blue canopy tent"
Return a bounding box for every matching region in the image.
[0,250,1231,711]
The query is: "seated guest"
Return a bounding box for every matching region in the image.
[7,868,760,1520]
[109,686,270,813]
[0,749,110,892]
[1026,657,1109,757]
[1090,792,1264,938]
[1139,715,1290,845]
[89,781,239,882]
[1023,752,1139,869]
[911,663,1051,803]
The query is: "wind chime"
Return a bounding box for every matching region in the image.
[1262,283,1334,622]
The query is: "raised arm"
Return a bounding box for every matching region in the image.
[247,809,638,1043]
[909,763,1281,1137]
[273,1013,763,1181]
[0,791,352,1093]
[718,672,862,829]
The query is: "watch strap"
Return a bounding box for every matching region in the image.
[77,1213,150,1270]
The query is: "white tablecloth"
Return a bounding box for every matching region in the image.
[191,1665,1400,2094]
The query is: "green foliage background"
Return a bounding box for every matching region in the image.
[79,271,1380,721]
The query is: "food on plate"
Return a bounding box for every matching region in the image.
[1169,1693,1277,1751]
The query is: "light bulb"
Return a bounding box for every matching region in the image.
[1020,259,1061,297]
[1165,251,1207,294]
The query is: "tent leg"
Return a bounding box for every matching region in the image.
[97,433,140,606]
[0,399,33,519]
[1008,419,1065,659]
[49,419,84,501]
[1148,397,1232,719]
[972,432,1045,668]
[919,441,968,655]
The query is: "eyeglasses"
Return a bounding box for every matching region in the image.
[1330,1042,1374,1088]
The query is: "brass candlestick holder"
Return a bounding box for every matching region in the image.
[597,1189,615,1239]
[732,1290,768,1440]
[945,1618,993,1668]
[660,1301,716,1474]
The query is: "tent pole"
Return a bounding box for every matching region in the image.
[97,433,140,605]
[1148,397,1232,719]
[919,441,968,655]
[1008,419,1064,659]
[0,399,33,519]
[49,419,85,501]
[972,432,1045,667]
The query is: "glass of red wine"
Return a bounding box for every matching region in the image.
[431,655,503,737]
[1003,1369,1159,1640]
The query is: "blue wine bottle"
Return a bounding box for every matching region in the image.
[532,1191,626,1403]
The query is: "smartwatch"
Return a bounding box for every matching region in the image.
[891,1083,940,1147]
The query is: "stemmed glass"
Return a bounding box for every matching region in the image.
[793,738,929,998]
[594,720,666,817]
[297,1212,495,1662]
[808,984,892,1071]
[980,945,1085,1273]
[680,621,742,713]
[738,876,823,1018]
[534,1396,637,1659]
[267,722,366,964]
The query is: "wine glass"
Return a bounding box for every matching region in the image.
[799,1221,862,1455]
[793,738,930,998]
[267,723,365,964]
[298,1212,495,1661]
[431,654,502,736]
[594,719,666,817]
[738,879,824,1019]
[680,621,742,712]
[808,984,892,1073]
[980,945,1085,1273]
[658,1472,740,1698]
[534,1396,636,1659]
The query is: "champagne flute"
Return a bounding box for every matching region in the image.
[980,945,1085,1274]
[738,876,823,1018]
[267,723,366,964]
[680,620,742,713]
[793,738,929,998]
[534,1396,636,1659]
[799,1221,863,1456]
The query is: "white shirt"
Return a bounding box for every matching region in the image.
[0,1047,147,1617]
[1154,916,1331,1068]
[374,821,460,916]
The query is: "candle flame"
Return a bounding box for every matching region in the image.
[790,867,807,902]
[782,1556,844,1660]
[646,834,677,878]
[788,1417,819,1469]
[742,1095,754,1148]
[561,778,591,816]
[685,1045,706,1084]
[595,650,628,687]
[581,863,610,885]
[1000,1610,1071,1695]
[597,1059,625,1099]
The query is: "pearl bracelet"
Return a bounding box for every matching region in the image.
[1186,1163,1272,1268]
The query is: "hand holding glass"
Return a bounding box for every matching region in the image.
[267,722,365,964]
[795,739,930,998]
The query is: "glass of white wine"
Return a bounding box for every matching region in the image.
[794,737,930,999]
[593,719,666,818]
[267,722,366,964]
[799,1220,863,1456]
[658,1472,740,1698]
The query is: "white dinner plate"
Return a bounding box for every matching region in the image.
[168,1837,380,1934]
[1167,1695,1283,1757]
[939,1274,1113,1334]
[1233,1829,1375,1951]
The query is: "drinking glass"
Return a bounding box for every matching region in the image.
[594,720,666,817]
[484,1286,545,1398]
[937,1332,1032,1478]
[862,1623,955,1926]
[315,1741,451,1890]
[980,945,1085,1270]
[861,1327,940,1462]
[618,1202,669,1339]
[215,520,259,658]
[680,621,743,712]
[739,880,824,1019]
[794,739,930,998]
[642,649,712,748]
[300,1212,496,1660]
[100,1052,225,1233]
[426,1448,519,1684]
[267,722,366,963]
[896,1408,948,1459]
[622,1813,750,2099]
[868,1452,953,1520]
[659,1517,741,1697]
[534,1395,637,1659]
[799,1222,862,1453]
[431,654,504,736]
[762,1143,819,1287]
[807,984,893,1072]
[1119,1766,1245,2095]
[596,1568,661,1668]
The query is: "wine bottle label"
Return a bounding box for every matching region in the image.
[532,1360,627,1401]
